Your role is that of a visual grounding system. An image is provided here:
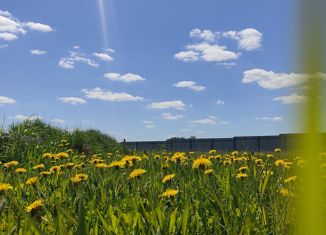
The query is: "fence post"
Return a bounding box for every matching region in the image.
[257,136,260,152]
[189,139,192,152]
[123,139,126,153]
[233,137,237,150]
[211,139,214,150]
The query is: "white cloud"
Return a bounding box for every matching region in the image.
[0,44,8,49]
[242,69,308,89]
[176,43,239,62]
[0,11,53,45]
[173,81,205,91]
[162,112,183,120]
[24,22,53,32]
[174,51,199,62]
[142,120,154,125]
[180,128,190,132]
[104,73,145,83]
[273,93,307,104]
[175,27,262,63]
[82,87,143,102]
[191,117,217,125]
[147,100,186,110]
[0,96,16,106]
[0,32,17,41]
[59,51,99,69]
[30,49,46,55]
[145,124,155,128]
[58,97,87,105]
[51,118,65,124]
[217,62,237,67]
[223,28,262,51]
[255,116,283,122]
[0,96,16,105]
[93,52,113,62]
[216,99,225,105]
[190,28,217,41]
[14,114,42,121]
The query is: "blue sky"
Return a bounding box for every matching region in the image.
[0,0,314,141]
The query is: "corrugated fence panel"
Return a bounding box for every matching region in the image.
[123,133,325,152]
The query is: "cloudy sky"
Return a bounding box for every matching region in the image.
[0,0,318,141]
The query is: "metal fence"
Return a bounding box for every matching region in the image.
[122,133,326,152]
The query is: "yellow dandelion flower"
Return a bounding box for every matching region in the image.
[109,161,125,169]
[15,168,27,173]
[121,155,142,163]
[26,177,38,185]
[192,157,212,169]
[238,166,248,172]
[235,173,248,180]
[4,161,19,168]
[162,174,176,183]
[223,159,232,166]
[209,149,217,155]
[171,152,187,163]
[65,163,75,169]
[266,154,274,158]
[231,151,239,156]
[25,199,43,213]
[42,153,52,158]
[161,189,179,198]
[0,183,13,192]
[90,158,104,164]
[204,169,214,175]
[39,171,51,176]
[274,148,282,153]
[95,163,109,169]
[255,159,263,165]
[129,169,146,179]
[71,173,88,184]
[154,155,160,160]
[55,152,69,159]
[32,164,45,170]
[50,166,61,173]
[275,159,285,167]
[284,176,297,183]
[73,163,85,169]
[279,188,289,197]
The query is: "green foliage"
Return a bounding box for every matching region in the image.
[0,120,120,161]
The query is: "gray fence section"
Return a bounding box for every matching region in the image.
[123,133,326,152]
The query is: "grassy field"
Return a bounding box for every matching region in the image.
[0,121,321,234]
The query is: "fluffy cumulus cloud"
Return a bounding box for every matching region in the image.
[82,87,144,102]
[147,100,186,110]
[14,114,42,121]
[175,43,239,62]
[0,10,53,43]
[191,116,217,125]
[30,49,46,55]
[93,52,113,62]
[104,73,145,83]
[255,116,283,122]
[223,28,262,51]
[59,51,99,69]
[175,27,262,63]
[189,28,217,41]
[273,93,307,104]
[173,81,205,91]
[242,69,308,89]
[0,96,16,105]
[51,118,65,124]
[216,99,225,105]
[58,97,87,105]
[162,112,183,120]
